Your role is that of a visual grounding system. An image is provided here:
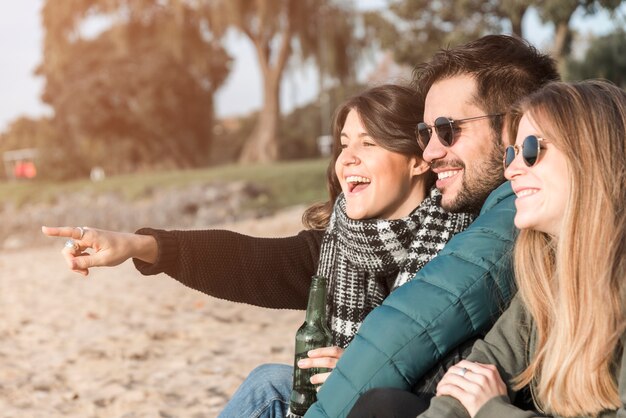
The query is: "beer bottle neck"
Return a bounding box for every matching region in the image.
[305,276,327,324]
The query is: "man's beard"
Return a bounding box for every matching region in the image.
[441,144,505,214]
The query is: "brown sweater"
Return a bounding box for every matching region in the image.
[132,228,324,310]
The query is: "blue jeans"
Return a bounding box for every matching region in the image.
[219,363,293,418]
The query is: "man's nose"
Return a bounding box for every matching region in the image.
[422,135,446,164]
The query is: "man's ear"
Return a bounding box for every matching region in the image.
[411,159,430,177]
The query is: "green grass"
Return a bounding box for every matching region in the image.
[0,158,330,210]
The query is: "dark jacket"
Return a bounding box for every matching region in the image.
[305,182,518,418]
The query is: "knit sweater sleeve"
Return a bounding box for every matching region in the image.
[132,228,324,310]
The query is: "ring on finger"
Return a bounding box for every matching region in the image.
[457,367,468,377]
[76,226,86,240]
[65,239,80,251]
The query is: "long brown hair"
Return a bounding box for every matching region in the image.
[302,84,432,229]
[506,80,626,416]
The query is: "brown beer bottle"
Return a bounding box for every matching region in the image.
[287,275,332,416]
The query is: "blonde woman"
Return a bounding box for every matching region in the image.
[415,80,626,417]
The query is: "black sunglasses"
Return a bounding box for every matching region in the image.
[415,114,503,150]
[503,135,546,169]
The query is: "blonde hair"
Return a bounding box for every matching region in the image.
[506,81,626,416]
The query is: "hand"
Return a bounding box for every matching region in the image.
[436,360,508,417]
[41,226,157,276]
[297,346,344,388]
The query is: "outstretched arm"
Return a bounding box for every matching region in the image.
[131,227,323,309]
[43,225,324,310]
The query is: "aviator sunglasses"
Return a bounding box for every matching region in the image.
[503,135,546,169]
[415,114,503,150]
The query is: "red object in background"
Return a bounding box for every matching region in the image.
[13,161,37,179]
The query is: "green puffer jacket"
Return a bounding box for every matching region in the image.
[304,182,518,418]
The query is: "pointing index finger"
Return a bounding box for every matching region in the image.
[42,226,81,239]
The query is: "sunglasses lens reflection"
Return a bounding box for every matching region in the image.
[522,135,539,166]
[504,135,541,169]
[434,117,454,146]
[504,146,516,168]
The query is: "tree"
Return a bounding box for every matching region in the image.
[536,0,623,62]
[39,0,231,175]
[364,0,624,67]
[566,28,626,86]
[362,0,505,67]
[203,0,359,163]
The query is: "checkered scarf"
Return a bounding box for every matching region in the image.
[317,188,475,348]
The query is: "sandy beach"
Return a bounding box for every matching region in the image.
[0,207,307,418]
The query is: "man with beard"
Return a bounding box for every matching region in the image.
[304,35,560,418]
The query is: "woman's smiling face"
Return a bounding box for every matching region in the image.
[335,109,427,220]
[505,113,570,236]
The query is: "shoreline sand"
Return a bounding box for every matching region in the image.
[0,207,306,417]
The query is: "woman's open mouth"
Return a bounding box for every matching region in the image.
[346,175,371,193]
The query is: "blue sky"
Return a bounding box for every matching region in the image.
[0,1,624,132]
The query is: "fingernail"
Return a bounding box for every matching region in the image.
[297,360,306,367]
